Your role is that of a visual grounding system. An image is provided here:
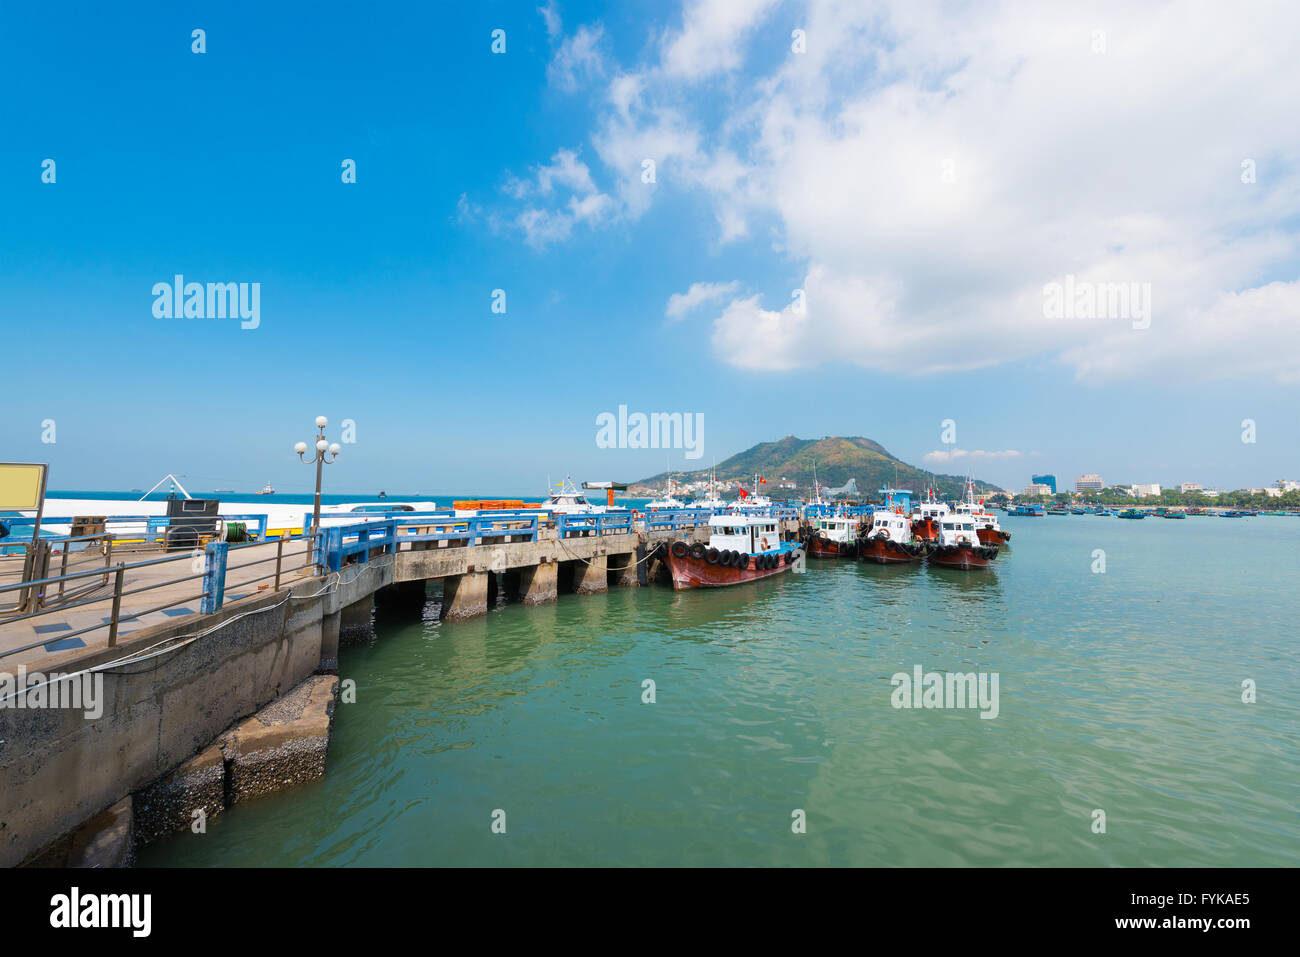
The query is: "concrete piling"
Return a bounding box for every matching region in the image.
[571,555,608,594]
[517,561,558,605]
[441,569,490,620]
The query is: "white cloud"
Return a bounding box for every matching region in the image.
[923,450,1025,464]
[538,1,562,39]
[660,0,780,79]
[666,280,741,320]
[507,149,615,248]
[506,0,1300,380]
[549,24,606,92]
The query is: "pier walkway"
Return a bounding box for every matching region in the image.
[0,507,803,671]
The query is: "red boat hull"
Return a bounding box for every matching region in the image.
[807,535,853,559]
[857,536,926,564]
[928,543,998,569]
[664,547,800,589]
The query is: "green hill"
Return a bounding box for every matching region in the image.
[631,436,1003,498]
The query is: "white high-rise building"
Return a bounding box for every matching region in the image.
[1131,483,1162,498]
[1075,473,1104,492]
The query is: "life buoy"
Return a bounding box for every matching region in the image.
[878,528,891,540]
[761,536,771,550]
[706,547,720,564]
[671,541,688,558]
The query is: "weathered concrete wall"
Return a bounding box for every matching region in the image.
[134,744,225,845]
[0,567,348,868]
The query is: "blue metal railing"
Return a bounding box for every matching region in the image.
[2,513,274,542]
[556,512,635,538]
[642,508,714,530]
[315,513,546,572]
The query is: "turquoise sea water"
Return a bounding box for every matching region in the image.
[139,515,1299,867]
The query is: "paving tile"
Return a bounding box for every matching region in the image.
[160,608,195,617]
[33,622,72,634]
[43,637,87,652]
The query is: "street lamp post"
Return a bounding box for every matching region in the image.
[295,415,341,567]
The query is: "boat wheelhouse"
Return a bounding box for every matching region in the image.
[543,476,628,514]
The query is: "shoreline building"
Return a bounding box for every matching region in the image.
[1023,482,1053,496]
[1075,473,1104,492]
[1031,473,1057,494]
[1178,482,1202,493]
[1131,483,1162,498]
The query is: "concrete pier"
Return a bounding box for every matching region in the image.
[339,594,374,642]
[572,555,608,594]
[607,552,638,587]
[517,561,557,605]
[221,675,339,804]
[441,570,490,621]
[134,745,225,845]
[1,512,801,867]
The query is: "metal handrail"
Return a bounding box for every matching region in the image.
[0,532,315,660]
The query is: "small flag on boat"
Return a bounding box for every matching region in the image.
[738,486,749,499]
[758,475,767,484]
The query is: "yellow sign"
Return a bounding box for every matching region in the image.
[0,463,47,510]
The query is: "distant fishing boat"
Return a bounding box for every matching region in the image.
[1161,510,1187,519]
[1116,508,1146,519]
[1220,509,1249,518]
[1046,506,1068,515]
[1008,504,1045,517]
[258,482,275,495]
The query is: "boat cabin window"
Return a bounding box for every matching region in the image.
[943,522,956,531]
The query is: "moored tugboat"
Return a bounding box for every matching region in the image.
[807,513,859,559]
[953,478,1010,547]
[664,514,803,590]
[927,516,999,570]
[858,508,929,564]
[910,488,951,542]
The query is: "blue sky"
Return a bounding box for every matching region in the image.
[2,0,1297,495]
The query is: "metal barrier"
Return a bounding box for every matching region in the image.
[642,508,714,531]
[556,512,634,538]
[2,513,274,545]
[0,533,311,662]
[315,514,544,572]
